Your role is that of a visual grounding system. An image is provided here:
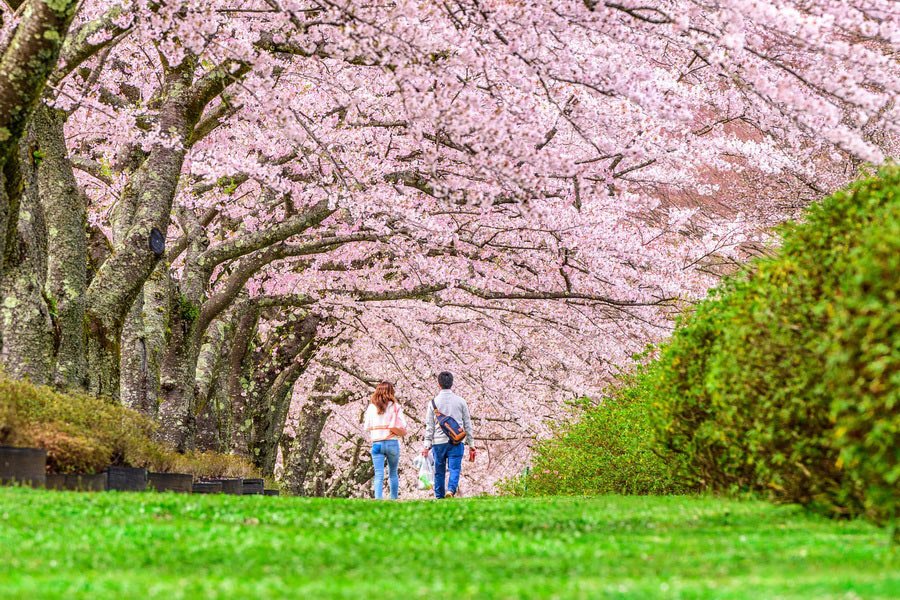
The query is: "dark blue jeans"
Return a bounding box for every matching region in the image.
[371,439,400,499]
[431,443,464,498]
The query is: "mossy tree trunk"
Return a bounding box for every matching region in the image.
[119,264,170,418]
[216,303,322,475]
[0,0,80,279]
[247,312,322,475]
[0,124,52,383]
[192,313,233,452]
[37,104,88,390]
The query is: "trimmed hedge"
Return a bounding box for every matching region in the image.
[502,375,689,496]
[0,376,155,473]
[823,197,900,523]
[646,166,900,525]
[0,375,259,479]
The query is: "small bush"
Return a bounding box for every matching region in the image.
[0,375,260,480]
[19,424,110,474]
[503,374,690,496]
[168,451,260,479]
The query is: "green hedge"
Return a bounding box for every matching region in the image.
[0,375,260,479]
[822,197,900,523]
[501,375,689,496]
[647,166,900,526]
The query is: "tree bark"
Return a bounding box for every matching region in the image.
[193,313,233,452]
[119,263,169,417]
[35,104,88,389]
[0,132,52,383]
[227,302,261,456]
[0,0,80,275]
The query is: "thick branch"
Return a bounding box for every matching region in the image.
[457,283,674,307]
[0,0,79,161]
[70,154,113,185]
[197,232,377,333]
[49,3,133,87]
[198,198,334,269]
[188,99,242,147]
[317,358,379,386]
[188,60,251,120]
[168,206,218,261]
[254,31,388,68]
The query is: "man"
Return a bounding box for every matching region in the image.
[422,371,476,498]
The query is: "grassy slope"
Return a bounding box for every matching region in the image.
[0,488,897,599]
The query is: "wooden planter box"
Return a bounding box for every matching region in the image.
[105,466,148,491]
[0,446,46,487]
[263,489,280,496]
[192,481,222,494]
[242,478,264,495]
[148,472,193,493]
[45,472,107,491]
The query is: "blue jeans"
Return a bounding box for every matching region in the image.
[432,443,464,498]
[371,439,400,499]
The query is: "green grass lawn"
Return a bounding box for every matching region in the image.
[0,488,896,599]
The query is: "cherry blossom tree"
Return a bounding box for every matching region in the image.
[0,0,897,492]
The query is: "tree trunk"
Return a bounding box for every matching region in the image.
[193,315,232,452]
[83,61,196,397]
[0,140,52,383]
[228,303,261,457]
[283,374,358,495]
[157,301,201,452]
[35,104,88,390]
[0,0,80,276]
[245,314,321,475]
[326,437,374,498]
[119,264,170,418]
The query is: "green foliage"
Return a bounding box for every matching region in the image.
[647,166,900,525]
[0,375,259,479]
[1,489,896,599]
[216,175,240,195]
[177,294,200,323]
[503,375,689,496]
[822,198,900,525]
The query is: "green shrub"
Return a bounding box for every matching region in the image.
[823,198,900,525]
[0,376,156,473]
[0,375,260,480]
[647,166,900,525]
[503,374,690,496]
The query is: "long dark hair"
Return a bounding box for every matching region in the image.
[370,381,396,415]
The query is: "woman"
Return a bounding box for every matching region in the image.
[363,381,408,499]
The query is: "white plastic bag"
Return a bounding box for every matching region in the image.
[413,454,434,491]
